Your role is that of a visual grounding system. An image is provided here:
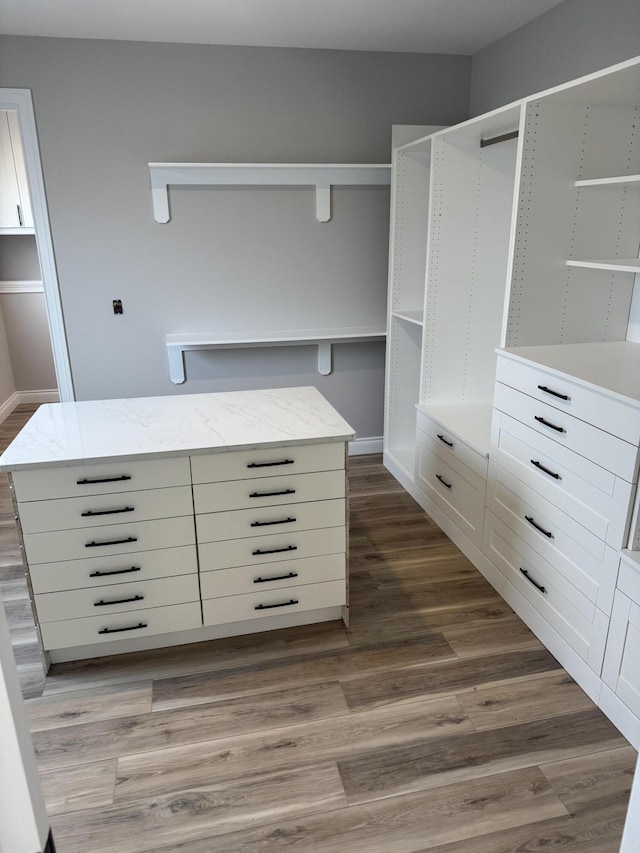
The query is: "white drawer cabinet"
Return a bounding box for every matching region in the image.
[0,387,354,662]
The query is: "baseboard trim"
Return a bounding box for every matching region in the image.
[0,389,59,424]
[349,436,383,456]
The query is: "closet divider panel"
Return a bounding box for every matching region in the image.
[505,99,639,348]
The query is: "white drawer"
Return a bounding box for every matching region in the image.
[494,382,637,481]
[12,456,191,502]
[23,515,196,565]
[415,434,485,547]
[202,578,346,626]
[196,498,345,543]
[18,486,194,534]
[618,552,640,603]
[193,470,345,514]
[416,410,488,479]
[484,510,609,674]
[496,355,640,446]
[39,602,202,651]
[29,545,198,594]
[200,554,346,598]
[487,464,619,612]
[191,442,345,485]
[492,412,633,548]
[198,526,346,572]
[34,573,200,622]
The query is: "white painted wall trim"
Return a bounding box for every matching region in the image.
[0,389,59,424]
[349,436,383,456]
[0,280,44,293]
[0,89,74,402]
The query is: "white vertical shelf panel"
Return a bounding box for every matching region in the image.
[386,316,422,471]
[506,101,639,347]
[423,132,517,405]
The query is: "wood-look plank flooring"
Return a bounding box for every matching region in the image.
[0,405,636,852]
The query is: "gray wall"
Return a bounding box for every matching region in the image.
[470,0,640,115]
[0,36,470,440]
[0,303,15,409]
[0,294,57,392]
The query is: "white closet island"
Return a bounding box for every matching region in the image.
[0,387,354,665]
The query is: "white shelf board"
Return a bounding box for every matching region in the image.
[149,162,391,223]
[575,175,640,187]
[166,326,386,384]
[416,400,493,457]
[566,258,640,273]
[0,280,43,293]
[0,226,35,235]
[392,310,424,327]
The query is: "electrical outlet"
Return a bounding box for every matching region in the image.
[113,299,123,315]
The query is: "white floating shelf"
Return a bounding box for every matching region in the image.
[392,310,424,327]
[149,163,391,224]
[567,258,640,273]
[0,280,44,293]
[575,175,640,187]
[166,326,386,384]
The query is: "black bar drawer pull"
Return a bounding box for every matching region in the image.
[98,622,147,635]
[252,544,298,556]
[85,536,138,548]
[538,385,570,401]
[436,474,452,489]
[77,475,132,485]
[81,506,135,517]
[247,459,294,469]
[251,517,296,528]
[437,434,454,448]
[530,460,561,480]
[255,599,299,610]
[89,566,141,578]
[525,515,553,538]
[94,594,144,607]
[534,415,565,433]
[520,568,547,593]
[254,572,299,584]
[249,488,296,498]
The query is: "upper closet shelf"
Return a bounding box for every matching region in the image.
[575,175,640,187]
[166,326,386,384]
[566,259,640,273]
[149,163,391,223]
[392,310,424,327]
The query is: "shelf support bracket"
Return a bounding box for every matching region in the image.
[317,342,332,374]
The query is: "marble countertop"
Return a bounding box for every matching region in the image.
[0,387,355,472]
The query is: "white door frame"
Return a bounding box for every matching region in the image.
[0,88,74,401]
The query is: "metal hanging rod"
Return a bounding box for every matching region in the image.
[480,130,519,148]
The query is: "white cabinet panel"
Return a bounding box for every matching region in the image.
[191,442,344,484]
[193,470,345,513]
[12,456,191,501]
[196,499,345,544]
[203,579,346,626]
[200,554,345,598]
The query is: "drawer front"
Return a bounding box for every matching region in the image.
[496,355,640,446]
[493,412,632,547]
[198,526,346,572]
[23,516,196,565]
[416,411,488,479]
[484,511,609,673]
[29,545,199,594]
[193,470,345,514]
[39,602,203,651]
[494,382,637,481]
[416,436,485,546]
[202,578,346,626]
[18,486,194,534]
[12,456,191,502]
[487,465,618,612]
[191,442,345,485]
[200,554,346,598]
[196,499,345,544]
[35,573,200,623]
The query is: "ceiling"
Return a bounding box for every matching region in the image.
[0,0,567,55]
